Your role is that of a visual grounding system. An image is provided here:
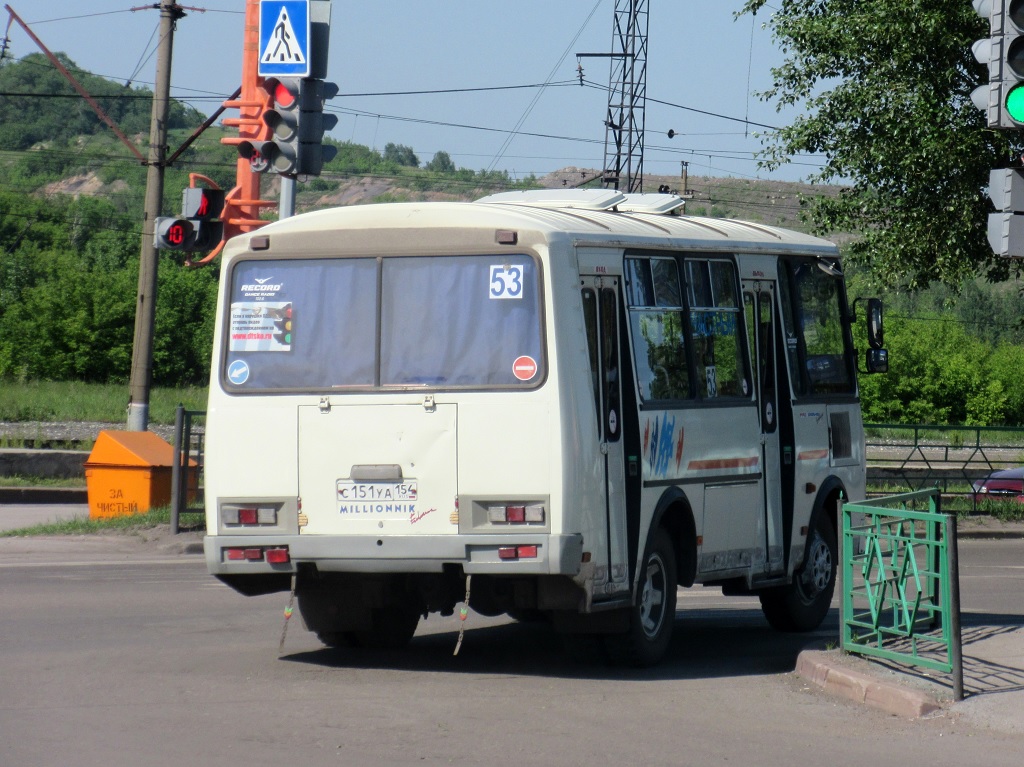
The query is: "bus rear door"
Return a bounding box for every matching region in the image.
[581,276,630,597]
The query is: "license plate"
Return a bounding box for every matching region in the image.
[336,480,418,516]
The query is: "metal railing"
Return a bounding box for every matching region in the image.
[170,405,205,535]
[865,423,1024,507]
[841,489,963,700]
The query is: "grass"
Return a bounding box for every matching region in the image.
[0,506,204,538]
[0,381,207,424]
[866,482,1024,522]
[0,475,85,488]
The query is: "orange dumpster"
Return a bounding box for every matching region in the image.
[84,431,195,519]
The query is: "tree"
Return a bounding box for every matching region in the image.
[739,0,1021,289]
[425,151,456,173]
[0,54,204,151]
[383,143,420,167]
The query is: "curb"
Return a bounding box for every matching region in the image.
[157,539,206,556]
[795,650,943,718]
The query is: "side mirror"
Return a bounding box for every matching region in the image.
[867,298,883,349]
[865,348,888,374]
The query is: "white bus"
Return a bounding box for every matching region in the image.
[203,189,887,666]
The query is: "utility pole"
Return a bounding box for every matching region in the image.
[128,1,183,431]
[576,0,649,193]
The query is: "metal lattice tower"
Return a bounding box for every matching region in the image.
[602,0,648,193]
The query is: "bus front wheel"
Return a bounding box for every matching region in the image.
[759,512,836,632]
[604,526,677,666]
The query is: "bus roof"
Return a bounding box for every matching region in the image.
[236,191,839,258]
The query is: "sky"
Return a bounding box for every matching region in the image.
[5,1,820,185]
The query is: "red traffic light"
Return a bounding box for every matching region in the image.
[263,77,300,110]
[182,187,226,219]
[154,217,196,250]
[270,78,298,109]
[165,222,189,246]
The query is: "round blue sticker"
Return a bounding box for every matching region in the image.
[227,359,250,385]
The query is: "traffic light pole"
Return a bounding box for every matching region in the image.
[128,1,180,432]
[280,176,296,218]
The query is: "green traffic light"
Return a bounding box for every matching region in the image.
[1008,84,1024,124]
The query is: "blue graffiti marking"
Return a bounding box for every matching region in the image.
[651,412,676,477]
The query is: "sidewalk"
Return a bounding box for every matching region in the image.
[797,621,1024,734]
[797,516,1024,730]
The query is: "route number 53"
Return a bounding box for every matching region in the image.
[489,264,523,299]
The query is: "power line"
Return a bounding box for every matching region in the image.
[5,55,818,176]
[23,10,137,25]
[338,81,579,98]
[578,78,781,131]
[487,0,603,172]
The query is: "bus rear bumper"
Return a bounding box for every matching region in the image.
[204,533,585,577]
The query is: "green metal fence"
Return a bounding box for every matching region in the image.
[841,489,964,700]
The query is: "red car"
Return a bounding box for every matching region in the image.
[972,467,1024,503]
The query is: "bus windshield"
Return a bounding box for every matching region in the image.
[780,259,855,397]
[223,254,544,391]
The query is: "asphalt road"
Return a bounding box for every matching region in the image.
[1,531,1022,767]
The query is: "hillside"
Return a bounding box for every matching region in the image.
[44,163,831,236]
[0,53,834,234]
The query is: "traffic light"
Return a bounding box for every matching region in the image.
[269,304,293,345]
[263,77,303,173]
[154,217,196,250]
[971,0,1024,128]
[154,188,225,252]
[987,168,1024,256]
[181,187,226,249]
[236,139,273,174]
[237,76,337,176]
[296,78,339,175]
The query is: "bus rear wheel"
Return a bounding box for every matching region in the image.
[349,605,421,649]
[604,527,677,667]
[759,512,836,632]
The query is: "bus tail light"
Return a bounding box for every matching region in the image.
[238,507,258,525]
[498,545,539,560]
[222,504,278,526]
[487,503,545,524]
[223,546,290,564]
[265,547,290,564]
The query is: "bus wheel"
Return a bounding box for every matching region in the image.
[349,605,421,649]
[604,527,677,667]
[759,512,836,632]
[315,631,357,649]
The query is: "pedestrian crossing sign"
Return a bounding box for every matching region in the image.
[258,0,311,77]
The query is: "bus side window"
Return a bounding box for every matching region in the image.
[600,287,621,441]
[686,259,748,399]
[624,256,689,402]
[744,293,758,400]
[582,288,602,433]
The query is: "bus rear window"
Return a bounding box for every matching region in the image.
[224,254,544,391]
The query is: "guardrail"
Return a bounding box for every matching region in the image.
[170,405,206,535]
[865,423,1024,507]
[841,489,963,700]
